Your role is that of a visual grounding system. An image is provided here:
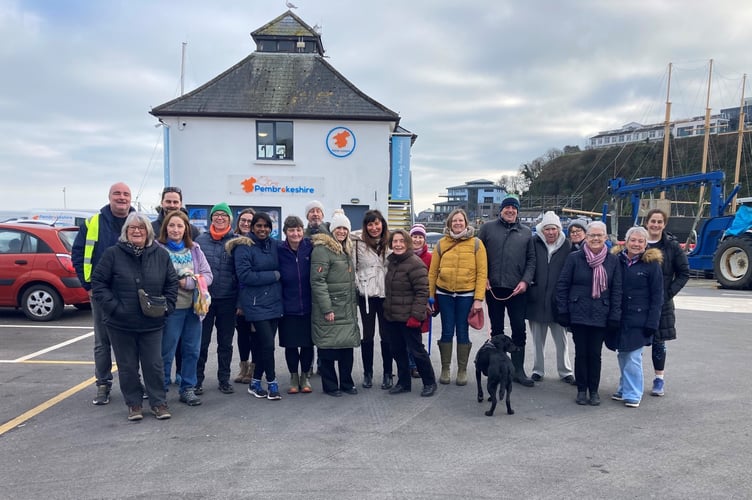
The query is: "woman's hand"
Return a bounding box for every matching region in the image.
[325,312,335,322]
[472,299,483,311]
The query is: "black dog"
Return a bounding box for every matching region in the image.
[474,335,519,417]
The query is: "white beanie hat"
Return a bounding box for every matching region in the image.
[537,211,562,232]
[329,209,351,232]
[305,200,325,217]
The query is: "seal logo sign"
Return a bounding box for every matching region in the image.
[326,126,356,158]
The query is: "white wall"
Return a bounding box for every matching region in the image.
[162,116,394,223]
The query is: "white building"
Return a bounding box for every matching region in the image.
[588,115,729,149]
[150,10,415,235]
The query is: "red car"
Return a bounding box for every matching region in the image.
[0,220,90,321]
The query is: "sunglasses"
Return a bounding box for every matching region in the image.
[162,186,182,196]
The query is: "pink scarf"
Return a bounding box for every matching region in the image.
[583,244,608,299]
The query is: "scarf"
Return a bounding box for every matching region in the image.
[209,224,232,241]
[583,243,608,299]
[125,241,145,257]
[166,239,185,252]
[414,244,426,257]
[444,226,474,240]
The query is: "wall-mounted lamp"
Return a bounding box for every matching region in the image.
[350,198,360,204]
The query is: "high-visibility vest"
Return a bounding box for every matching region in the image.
[82,214,100,283]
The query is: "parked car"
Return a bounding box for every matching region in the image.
[0,221,90,321]
[425,232,443,251]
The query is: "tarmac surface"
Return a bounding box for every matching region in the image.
[0,279,751,499]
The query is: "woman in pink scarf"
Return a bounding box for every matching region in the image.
[555,221,622,406]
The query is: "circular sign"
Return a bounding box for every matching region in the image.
[326,126,356,158]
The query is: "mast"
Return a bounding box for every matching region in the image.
[660,62,672,200]
[732,74,747,214]
[180,42,187,96]
[696,59,714,217]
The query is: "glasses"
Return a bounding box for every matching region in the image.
[162,186,181,195]
[212,213,229,219]
[586,233,606,239]
[128,225,147,232]
[239,218,253,225]
[569,228,584,234]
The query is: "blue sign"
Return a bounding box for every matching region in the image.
[390,135,411,200]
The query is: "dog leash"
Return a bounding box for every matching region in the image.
[487,289,515,302]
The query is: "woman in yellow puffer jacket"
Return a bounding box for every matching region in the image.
[428,208,487,385]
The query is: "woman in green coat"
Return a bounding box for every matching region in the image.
[310,209,360,397]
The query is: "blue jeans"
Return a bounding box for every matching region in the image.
[617,347,644,402]
[162,307,202,393]
[436,294,474,344]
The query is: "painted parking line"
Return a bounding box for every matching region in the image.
[0,331,94,363]
[674,295,752,314]
[0,328,106,436]
[0,376,98,436]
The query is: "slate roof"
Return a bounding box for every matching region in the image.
[151,11,399,122]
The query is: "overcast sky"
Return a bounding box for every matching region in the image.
[1,0,751,214]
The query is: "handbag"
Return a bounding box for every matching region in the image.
[137,288,167,318]
[467,307,484,330]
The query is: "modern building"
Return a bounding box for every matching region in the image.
[150,10,416,236]
[432,179,507,222]
[588,115,730,149]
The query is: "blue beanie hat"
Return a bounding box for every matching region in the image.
[500,195,520,211]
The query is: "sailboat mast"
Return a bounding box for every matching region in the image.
[732,73,747,214]
[660,62,673,200]
[696,59,714,216]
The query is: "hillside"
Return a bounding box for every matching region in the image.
[529,131,752,215]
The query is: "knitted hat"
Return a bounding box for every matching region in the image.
[540,211,562,230]
[568,219,588,232]
[210,202,232,222]
[500,195,520,211]
[329,209,351,232]
[305,200,325,217]
[409,223,427,237]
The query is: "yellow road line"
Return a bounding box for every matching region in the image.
[0,371,115,436]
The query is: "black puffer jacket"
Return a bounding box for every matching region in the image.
[648,232,689,341]
[556,249,622,328]
[91,242,178,332]
[195,231,238,300]
[384,249,429,323]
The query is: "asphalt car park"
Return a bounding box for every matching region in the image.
[1,280,750,499]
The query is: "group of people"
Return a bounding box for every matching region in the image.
[72,183,688,422]
[424,195,688,410]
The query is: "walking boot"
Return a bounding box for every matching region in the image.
[288,373,300,394]
[456,342,472,386]
[300,372,313,393]
[233,361,249,384]
[242,363,254,385]
[380,373,394,390]
[511,350,534,387]
[361,340,374,388]
[438,342,453,384]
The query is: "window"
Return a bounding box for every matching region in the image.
[256,121,293,160]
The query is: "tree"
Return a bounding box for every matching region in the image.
[497,174,529,194]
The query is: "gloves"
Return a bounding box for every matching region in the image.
[556,312,571,327]
[607,320,621,333]
[430,300,440,317]
[406,317,422,329]
[644,327,657,338]
[273,270,281,281]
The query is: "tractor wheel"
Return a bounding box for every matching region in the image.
[713,237,752,289]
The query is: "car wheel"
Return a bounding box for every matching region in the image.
[21,284,64,321]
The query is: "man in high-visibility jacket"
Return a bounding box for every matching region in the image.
[72,182,135,406]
